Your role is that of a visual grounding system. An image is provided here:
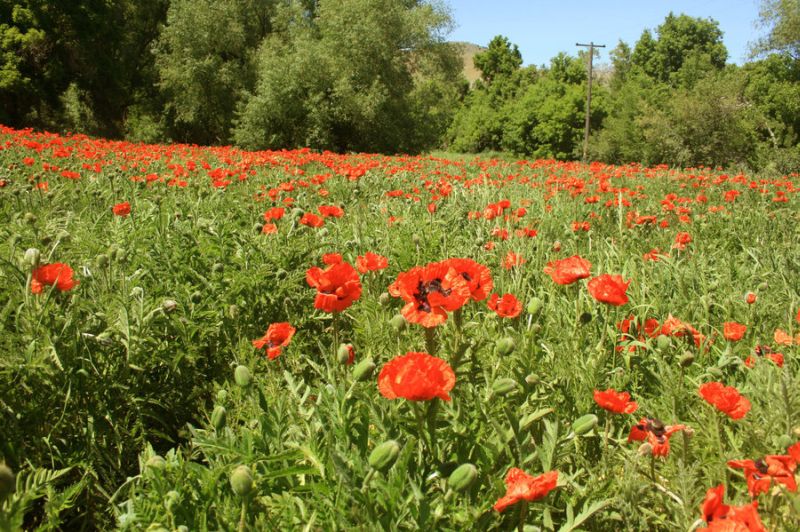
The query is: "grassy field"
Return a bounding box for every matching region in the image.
[1,125,800,530]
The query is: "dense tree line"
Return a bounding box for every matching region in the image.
[0,0,463,152]
[449,8,800,172]
[1,1,799,168]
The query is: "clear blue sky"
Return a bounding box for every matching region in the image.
[447,0,764,66]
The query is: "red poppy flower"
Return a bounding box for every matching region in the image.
[543,255,592,285]
[699,382,751,420]
[252,322,296,360]
[306,262,362,313]
[300,212,324,227]
[587,274,630,306]
[261,223,278,234]
[502,251,525,270]
[487,293,522,318]
[389,262,470,328]
[627,418,687,457]
[727,453,797,497]
[443,258,493,301]
[378,352,455,401]
[318,205,344,218]
[322,253,343,265]
[673,231,692,250]
[774,328,794,346]
[112,201,131,217]
[356,252,388,274]
[796,308,800,324]
[263,207,285,221]
[745,345,784,368]
[744,292,757,305]
[31,263,78,294]
[723,322,747,342]
[493,468,558,513]
[594,389,638,414]
[643,249,662,262]
[700,484,766,532]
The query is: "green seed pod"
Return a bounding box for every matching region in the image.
[492,377,518,396]
[525,373,540,385]
[447,463,478,492]
[162,299,178,313]
[353,358,376,381]
[0,463,15,502]
[495,337,515,356]
[657,335,671,350]
[572,414,598,436]
[230,465,253,497]
[526,297,544,316]
[337,343,353,364]
[234,365,252,388]
[211,405,227,431]
[145,455,167,472]
[378,292,391,306]
[679,352,695,367]
[389,314,407,331]
[23,248,40,268]
[368,440,401,472]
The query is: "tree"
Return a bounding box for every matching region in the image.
[752,0,800,58]
[473,35,522,84]
[631,12,727,85]
[234,0,461,153]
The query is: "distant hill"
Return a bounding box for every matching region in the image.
[451,42,486,85]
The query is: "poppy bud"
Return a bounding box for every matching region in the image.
[164,490,180,511]
[253,223,263,233]
[707,367,723,378]
[216,389,228,403]
[491,378,518,396]
[144,455,167,472]
[572,414,598,436]
[227,304,239,319]
[777,434,793,449]
[552,241,561,252]
[24,212,36,224]
[525,373,540,385]
[318,228,329,237]
[638,443,653,456]
[56,230,70,243]
[230,465,253,497]
[657,335,671,350]
[495,337,515,356]
[412,234,421,245]
[162,299,178,313]
[378,292,391,306]
[448,463,478,492]
[679,352,694,367]
[291,207,304,219]
[683,427,695,440]
[130,286,143,299]
[337,343,353,364]
[526,297,544,316]
[389,314,407,331]
[0,463,15,502]
[96,254,109,267]
[368,440,401,472]
[794,427,800,438]
[23,247,40,268]
[211,405,227,431]
[234,365,252,388]
[757,282,768,290]
[579,312,593,324]
[352,358,376,381]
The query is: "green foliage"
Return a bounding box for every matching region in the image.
[753,0,800,59]
[473,35,522,83]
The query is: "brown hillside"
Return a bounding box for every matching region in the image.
[451,41,486,85]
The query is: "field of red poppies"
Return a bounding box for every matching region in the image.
[1,124,800,530]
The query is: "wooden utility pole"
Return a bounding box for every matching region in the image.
[576,42,605,163]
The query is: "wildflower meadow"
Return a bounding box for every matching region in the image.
[1,124,800,530]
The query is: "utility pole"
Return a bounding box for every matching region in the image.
[576,42,605,163]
